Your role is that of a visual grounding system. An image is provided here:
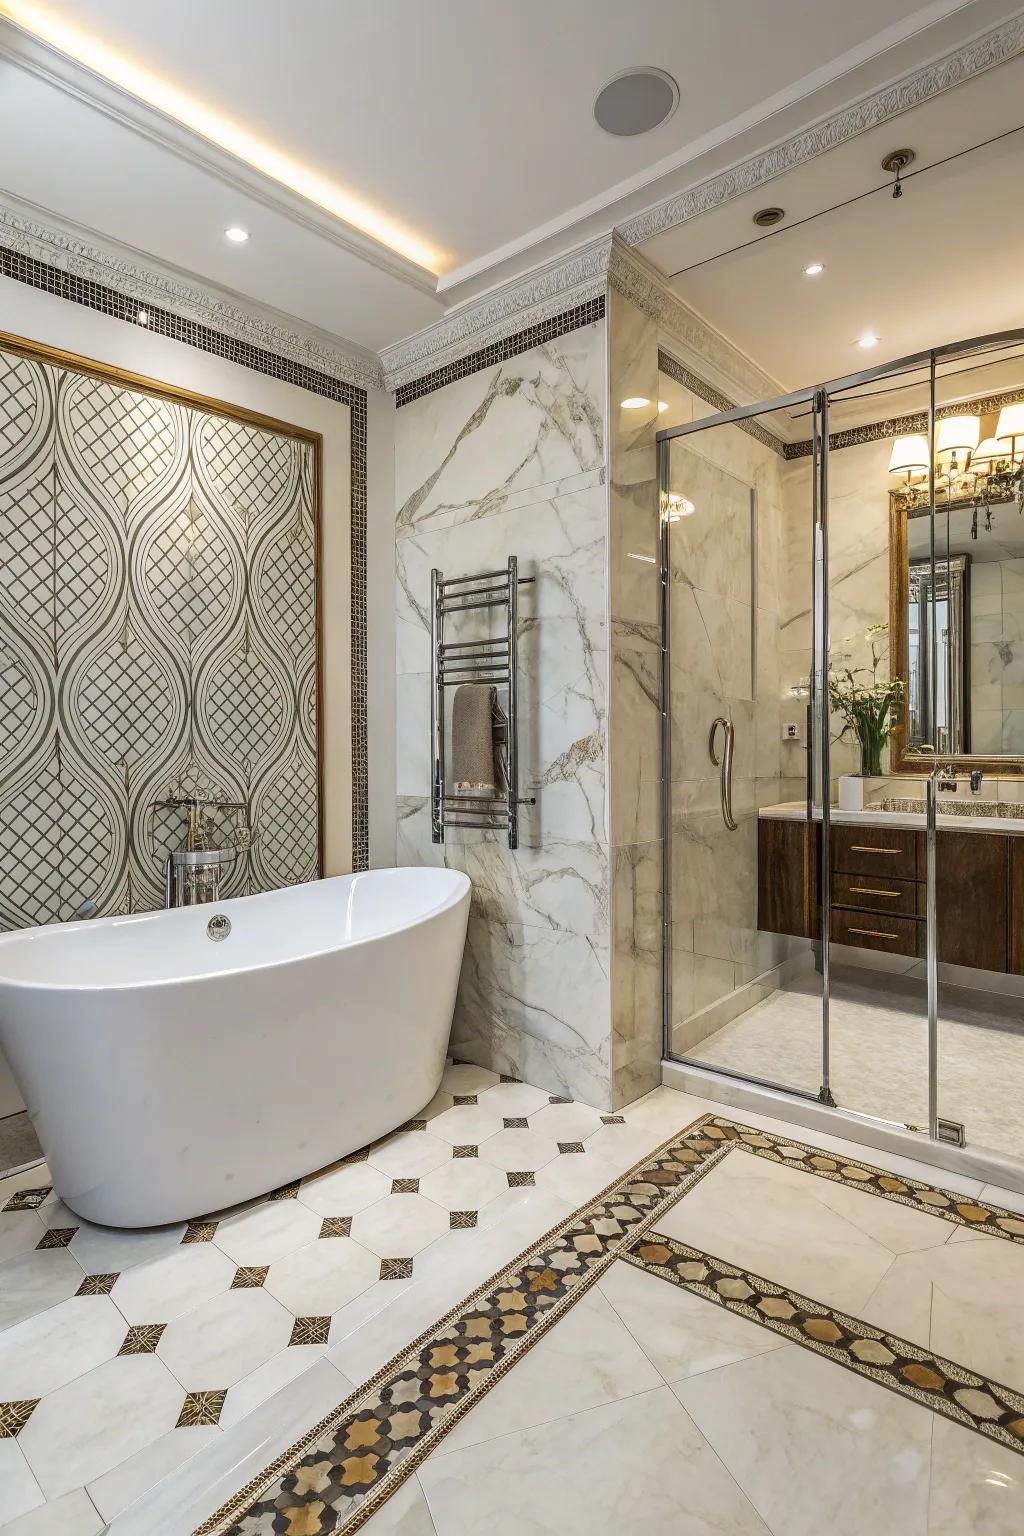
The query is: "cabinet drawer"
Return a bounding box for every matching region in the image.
[830,872,919,918]
[830,906,922,958]
[831,823,920,881]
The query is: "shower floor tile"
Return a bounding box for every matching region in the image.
[0,1062,647,1532]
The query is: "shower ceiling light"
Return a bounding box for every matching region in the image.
[804,262,824,276]
[0,0,442,272]
[224,226,250,243]
[594,68,679,136]
[620,397,651,409]
[658,401,669,412]
[857,332,880,349]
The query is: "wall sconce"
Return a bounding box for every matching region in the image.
[887,435,929,483]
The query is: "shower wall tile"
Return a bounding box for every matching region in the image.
[0,345,319,929]
[394,320,613,1106]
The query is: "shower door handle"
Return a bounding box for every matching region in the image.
[708,717,738,831]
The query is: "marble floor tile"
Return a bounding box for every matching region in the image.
[658,1147,909,1314]
[0,1248,84,1333]
[2,1487,104,1535]
[217,1345,326,1432]
[0,1296,127,1399]
[211,1198,322,1267]
[477,1128,561,1172]
[156,1286,293,1390]
[475,1081,553,1117]
[439,1063,499,1096]
[296,1161,392,1218]
[927,1415,1024,1535]
[85,1424,219,1524]
[527,1100,606,1140]
[0,1441,44,1528]
[426,1104,505,1146]
[674,1344,932,1536]
[350,1193,450,1258]
[67,1218,186,1277]
[436,1287,661,1458]
[18,1354,185,1499]
[418,1386,771,1536]
[110,1243,235,1325]
[106,1359,353,1536]
[367,1131,452,1180]
[532,1147,628,1207]
[598,1256,784,1382]
[0,1209,46,1265]
[416,1155,509,1212]
[262,1235,381,1316]
[357,1473,438,1535]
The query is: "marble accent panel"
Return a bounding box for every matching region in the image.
[394,322,610,1106]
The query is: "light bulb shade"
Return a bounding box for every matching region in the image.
[971,437,1005,468]
[996,403,1024,443]
[935,414,980,459]
[888,435,929,475]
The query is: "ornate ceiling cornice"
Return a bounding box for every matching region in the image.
[617,14,1024,249]
[0,196,384,393]
[379,234,611,391]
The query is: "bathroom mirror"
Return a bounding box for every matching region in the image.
[889,486,1024,769]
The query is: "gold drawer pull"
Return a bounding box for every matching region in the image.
[850,886,901,898]
[847,926,900,940]
[849,844,902,855]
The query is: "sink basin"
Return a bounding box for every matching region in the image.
[877,796,1024,820]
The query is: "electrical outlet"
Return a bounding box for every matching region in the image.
[782,721,801,741]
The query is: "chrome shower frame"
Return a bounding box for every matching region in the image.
[657,325,1024,1150]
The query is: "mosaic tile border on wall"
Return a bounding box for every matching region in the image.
[0,243,369,869]
[190,1112,1024,1534]
[393,296,605,407]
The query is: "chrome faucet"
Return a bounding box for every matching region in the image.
[969,769,983,795]
[937,764,958,793]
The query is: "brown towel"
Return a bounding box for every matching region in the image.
[452,684,507,797]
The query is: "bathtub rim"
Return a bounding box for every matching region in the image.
[0,866,471,995]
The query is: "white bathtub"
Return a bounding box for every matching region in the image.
[0,868,470,1227]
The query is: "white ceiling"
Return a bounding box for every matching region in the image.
[0,0,1021,364]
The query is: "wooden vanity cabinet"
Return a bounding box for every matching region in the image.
[757,817,1013,974]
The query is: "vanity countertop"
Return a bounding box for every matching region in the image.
[758,800,1024,835]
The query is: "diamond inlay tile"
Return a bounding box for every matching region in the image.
[118,1324,167,1355]
[450,1211,478,1229]
[453,1145,478,1159]
[503,1117,529,1129]
[76,1272,119,1296]
[182,1220,218,1244]
[231,1265,269,1289]
[391,1178,419,1195]
[269,1181,301,1201]
[37,1227,77,1249]
[319,1218,352,1239]
[0,1399,39,1438]
[453,1095,477,1106]
[380,1258,414,1281]
[558,1142,586,1155]
[289,1315,331,1346]
[3,1185,52,1211]
[177,1390,227,1428]
[506,1171,535,1187]
[601,1115,626,1125]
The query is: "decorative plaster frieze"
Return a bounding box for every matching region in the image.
[380,234,612,391]
[0,198,384,393]
[618,15,1024,249]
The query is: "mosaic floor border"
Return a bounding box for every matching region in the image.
[623,1232,1024,1456]
[191,1113,1024,1534]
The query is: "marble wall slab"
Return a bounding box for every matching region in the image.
[394,322,614,1106]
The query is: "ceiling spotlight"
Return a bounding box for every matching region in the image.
[857,332,880,349]
[804,262,824,277]
[753,207,785,228]
[136,309,149,326]
[620,396,651,409]
[594,68,679,137]
[224,226,250,243]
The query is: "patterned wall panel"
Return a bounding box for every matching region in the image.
[0,343,320,928]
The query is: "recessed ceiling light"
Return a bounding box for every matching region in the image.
[621,397,651,409]
[594,68,678,137]
[804,262,824,276]
[753,207,785,228]
[224,227,250,243]
[136,309,149,326]
[857,332,880,349]
[658,401,669,412]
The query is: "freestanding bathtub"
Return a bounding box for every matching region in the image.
[0,867,470,1227]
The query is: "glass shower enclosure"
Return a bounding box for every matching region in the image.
[659,328,1024,1178]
